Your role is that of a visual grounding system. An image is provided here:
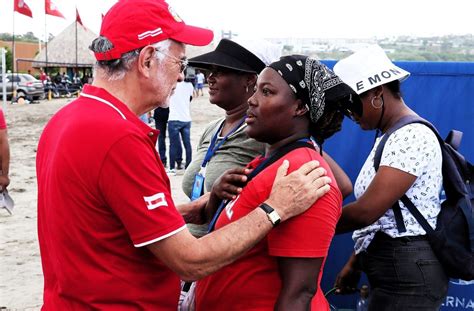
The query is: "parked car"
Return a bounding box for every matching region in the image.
[0,73,45,101]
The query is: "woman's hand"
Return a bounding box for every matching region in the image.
[211,167,251,201]
[334,252,361,295]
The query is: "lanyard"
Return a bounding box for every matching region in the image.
[201,117,246,169]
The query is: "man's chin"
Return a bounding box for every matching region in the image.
[156,98,170,109]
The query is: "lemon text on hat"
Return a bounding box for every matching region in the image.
[355,67,405,93]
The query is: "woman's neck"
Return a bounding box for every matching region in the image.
[380,98,415,133]
[222,102,249,135]
[266,132,309,157]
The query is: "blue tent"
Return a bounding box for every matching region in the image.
[320,60,474,311]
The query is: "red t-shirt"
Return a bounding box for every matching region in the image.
[36,85,186,310]
[0,109,6,129]
[196,147,342,311]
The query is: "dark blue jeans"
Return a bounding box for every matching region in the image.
[154,119,168,166]
[168,121,192,170]
[358,232,448,311]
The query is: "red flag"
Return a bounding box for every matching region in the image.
[76,8,83,26]
[14,0,33,18]
[45,0,65,18]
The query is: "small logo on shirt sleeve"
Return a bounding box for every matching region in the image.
[143,192,168,210]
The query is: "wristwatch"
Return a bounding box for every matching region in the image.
[259,203,281,227]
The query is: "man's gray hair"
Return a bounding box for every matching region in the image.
[90,37,172,81]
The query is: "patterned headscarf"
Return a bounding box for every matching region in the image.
[269,55,344,123]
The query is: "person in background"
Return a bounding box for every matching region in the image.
[54,72,62,84]
[0,109,10,191]
[195,69,205,96]
[139,112,147,124]
[40,70,47,85]
[154,107,171,167]
[196,55,354,311]
[333,45,448,310]
[168,78,194,175]
[35,0,331,309]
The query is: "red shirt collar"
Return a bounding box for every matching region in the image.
[81,84,159,139]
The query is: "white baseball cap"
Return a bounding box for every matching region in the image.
[333,44,410,95]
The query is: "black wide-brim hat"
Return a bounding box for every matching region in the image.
[189,39,266,74]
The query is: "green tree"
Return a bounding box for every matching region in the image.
[19,31,39,42]
[2,47,13,72]
[0,33,13,41]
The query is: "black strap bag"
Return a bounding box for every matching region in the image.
[374,115,474,280]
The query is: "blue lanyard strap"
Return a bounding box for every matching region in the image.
[201,117,247,168]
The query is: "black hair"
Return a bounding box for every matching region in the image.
[385,79,402,99]
[308,101,344,149]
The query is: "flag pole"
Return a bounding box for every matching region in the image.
[45,13,48,75]
[75,17,78,73]
[12,9,15,100]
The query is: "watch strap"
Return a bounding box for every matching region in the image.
[259,203,281,226]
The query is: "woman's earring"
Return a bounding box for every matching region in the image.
[371,97,384,109]
[245,85,249,93]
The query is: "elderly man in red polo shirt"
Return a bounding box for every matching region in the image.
[36,0,332,309]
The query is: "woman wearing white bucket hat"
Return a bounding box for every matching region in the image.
[333,45,448,310]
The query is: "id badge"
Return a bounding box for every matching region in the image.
[191,173,205,201]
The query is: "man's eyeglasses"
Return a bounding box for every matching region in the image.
[155,49,188,73]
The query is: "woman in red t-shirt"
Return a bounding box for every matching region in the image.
[196,56,356,311]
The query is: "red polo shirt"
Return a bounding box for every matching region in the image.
[36,85,186,310]
[196,148,342,311]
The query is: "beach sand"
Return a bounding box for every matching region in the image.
[0,89,223,310]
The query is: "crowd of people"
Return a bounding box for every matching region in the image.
[32,0,454,310]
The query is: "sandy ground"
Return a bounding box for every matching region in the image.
[0,88,223,310]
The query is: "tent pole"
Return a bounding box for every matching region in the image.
[45,14,48,75]
[12,10,15,97]
[75,20,78,76]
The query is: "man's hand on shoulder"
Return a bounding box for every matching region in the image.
[265,160,331,222]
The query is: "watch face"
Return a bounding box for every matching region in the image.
[268,211,281,225]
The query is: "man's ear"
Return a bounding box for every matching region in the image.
[294,98,308,117]
[137,46,156,78]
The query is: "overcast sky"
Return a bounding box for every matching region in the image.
[1,0,473,40]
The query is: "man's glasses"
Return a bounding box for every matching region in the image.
[155,49,188,73]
